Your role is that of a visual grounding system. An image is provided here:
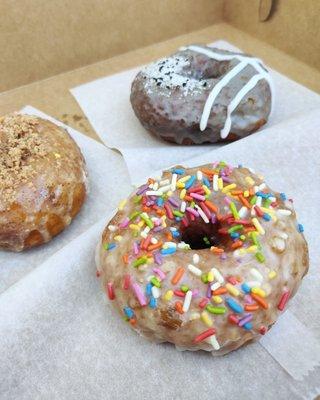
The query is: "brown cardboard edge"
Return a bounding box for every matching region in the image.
[0,23,319,141]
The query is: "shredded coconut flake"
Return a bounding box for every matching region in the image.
[142,55,204,96]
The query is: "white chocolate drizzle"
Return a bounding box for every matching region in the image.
[182,45,273,139]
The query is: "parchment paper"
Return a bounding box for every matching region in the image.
[0,106,131,294]
[182,110,320,380]
[71,40,320,184]
[0,218,317,400]
[1,109,319,400]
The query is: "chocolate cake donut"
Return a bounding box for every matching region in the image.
[97,162,308,355]
[0,113,88,251]
[130,45,273,144]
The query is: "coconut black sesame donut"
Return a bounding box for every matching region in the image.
[0,113,88,252]
[97,162,308,355]
[130,45,272,145]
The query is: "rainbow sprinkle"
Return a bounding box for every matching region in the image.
[101,162,305,351]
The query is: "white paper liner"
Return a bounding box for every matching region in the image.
[304,387,320,400]
[160,109,320,383]
[1,103,320,397]
[260,311,320,381]
[71,40,320,184]
[0,106,131,294]
[0,215,318,400]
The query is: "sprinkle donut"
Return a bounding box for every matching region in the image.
[97,162,308,354]
[130,45,272,145]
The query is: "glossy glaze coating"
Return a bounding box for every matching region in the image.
[0,113,88,251]
[98,163,308,355]
[130,45,272,144]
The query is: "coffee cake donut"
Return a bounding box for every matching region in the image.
[130,45,272,145]
[97,162,308,355]
[0,113,88,252]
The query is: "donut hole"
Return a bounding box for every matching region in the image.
[200,66,223,80]
[180,218,227,250]
[186,66,221,82]
[182,60,228,82]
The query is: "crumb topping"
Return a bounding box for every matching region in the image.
[0,113,49,202]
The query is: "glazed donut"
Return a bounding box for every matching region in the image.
[97,162,308,355]
[130,45,272,145]
[0,113,88,252]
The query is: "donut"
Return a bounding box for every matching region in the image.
[97,162,308,355]
[130,45,272,145]
[0,113,88,252]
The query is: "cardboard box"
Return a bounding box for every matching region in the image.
[1,5,320,398]
[0,0,319,141]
